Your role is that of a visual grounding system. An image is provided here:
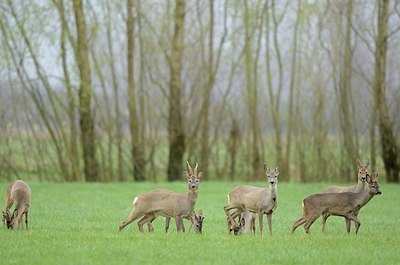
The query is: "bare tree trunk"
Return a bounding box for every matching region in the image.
[285,0,301,179]
[106,2,124,181]
[370,98,377,171]
[265,0,286,179]
[73,0,99,182]
[127,0,145,181]
[374,0,400,182]
[199,0,214,181]
[59,0,81,182]
[228,116,240,181]
[244,1,262,180]
[339,0,358,179]
[167,0,186,181]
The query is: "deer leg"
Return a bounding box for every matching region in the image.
[258,212,264,235]
[165,217,171,233]
[187,216,194,233]
[147,216,156,233]
[226,208,242,234]
[303,215,319,234]
[291,217,306,235]
[174,216,181,232]
[345,218,351,234]
[224,205,241,231]
[266,212,273,236]
[119,210,142,231]
[138,215,149,233]
[25,211,29,230]
[321,212,330,233]
[344,214,361,235]
[251,216,256,235]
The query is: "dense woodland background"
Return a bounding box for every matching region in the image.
[0,0,399,183]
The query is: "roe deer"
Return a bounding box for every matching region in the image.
[322,159,369,233]
[224,164,278,235]
[145,209,204,234]
[119,162,202,233]
[2,180,31,229]
[229,211,256,235]
[291,172,381,235]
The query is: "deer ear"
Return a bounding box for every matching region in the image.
[197,171,203,179]
[13,209,18,218]
[356,159,362,169]
[275,167,280,175]
[365,159,369,168]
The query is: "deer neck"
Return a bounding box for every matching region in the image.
[186,190,198,205]
[355,188,374,208]
[269,185,278,200]
[354,179,366,193]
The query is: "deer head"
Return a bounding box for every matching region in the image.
[264,164,279,187]
[193,209,204,234]
[2,209,18,229]
[367,172,382,195]
[185,161,202,191]
[356,159,370,182]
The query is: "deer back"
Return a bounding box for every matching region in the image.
[324,159,369,193]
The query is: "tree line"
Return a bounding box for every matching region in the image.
[0,0,399,183]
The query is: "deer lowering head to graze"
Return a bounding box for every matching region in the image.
[2,180,31,230]
[224,164,278,235]
[321,159,369,233]
[143,209,204,234]
[229,211,256,235]
[291,172,381,235]
[119,162,202,233]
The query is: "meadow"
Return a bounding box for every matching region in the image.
[0,181,399,265]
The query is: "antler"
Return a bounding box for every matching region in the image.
[186,161,193,175]
[194,163,198,175]
[264,164,270,174]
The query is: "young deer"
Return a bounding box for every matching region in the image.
[224,164,278,235]
[145,209,204,234]
[2,180,31,229]
[291,172,381,235]
[229,211,256,235]
[321,159,369,233]
[119,162,202,233]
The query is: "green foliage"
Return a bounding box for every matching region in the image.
[0,181,398,265]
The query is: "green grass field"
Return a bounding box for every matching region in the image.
[0,181,399,265]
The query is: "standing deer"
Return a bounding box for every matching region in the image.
[322,159,369,233]
[119,161,202,233]
[2,180,31,229]
[224,164,278,235]
[291,172,381,235]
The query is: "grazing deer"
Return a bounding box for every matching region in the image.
[229,211,256,235]
[322,159,369,233]
[119,162,202,233]
[291,172,381,235]
[2,180,31,229]
[224,164,278,235]
[144,209,204,234]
